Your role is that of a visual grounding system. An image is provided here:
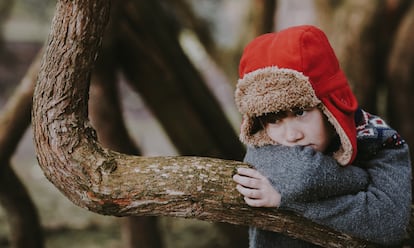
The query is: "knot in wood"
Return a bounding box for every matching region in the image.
[97,158,117,174]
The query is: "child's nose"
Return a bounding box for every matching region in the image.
[284,122,304,143]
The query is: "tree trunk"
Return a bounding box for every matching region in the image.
[32,0,386,247]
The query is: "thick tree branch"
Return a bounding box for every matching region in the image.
[32,0,380,247]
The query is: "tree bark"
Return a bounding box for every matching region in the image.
[0,52,44,247]
[32,0,385,247]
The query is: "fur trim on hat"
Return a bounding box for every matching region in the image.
[319,105,353,165]
[235,66,353,165]
[235,66,320,115]
[235,66,320,146]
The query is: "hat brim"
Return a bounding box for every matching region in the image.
[235,66,355,165]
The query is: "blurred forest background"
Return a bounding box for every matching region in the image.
[1,0,414,247]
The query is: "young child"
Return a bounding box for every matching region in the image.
[232,25,412,247]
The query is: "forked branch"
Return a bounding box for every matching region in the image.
[32,0,378,247]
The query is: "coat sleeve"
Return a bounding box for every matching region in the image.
[244,145,369,204]
[282,144,412,245]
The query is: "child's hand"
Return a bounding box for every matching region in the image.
[233,167,281,207]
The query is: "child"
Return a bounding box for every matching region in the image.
[232,25,412,247]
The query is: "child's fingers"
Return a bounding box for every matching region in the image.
[236,167,263,179]
[234,168,281,208]
[242,191,281,208]
[233,174,260,189]
[236,184,261,199]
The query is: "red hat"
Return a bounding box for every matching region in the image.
[235,25,358,165]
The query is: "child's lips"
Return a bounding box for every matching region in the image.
[305,144,317,149]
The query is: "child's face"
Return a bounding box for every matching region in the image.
[258,107,334,152]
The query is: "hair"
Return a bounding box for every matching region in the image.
[254,104,340,155]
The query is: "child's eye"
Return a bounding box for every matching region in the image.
[295,110,305,116]
[292,108,308,117]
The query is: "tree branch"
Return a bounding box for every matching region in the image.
[32,0,380,247]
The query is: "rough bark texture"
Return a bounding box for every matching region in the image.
[0,52,44,247]
[32,0,385,247]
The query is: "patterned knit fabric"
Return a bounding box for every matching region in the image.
[354,108,405,163]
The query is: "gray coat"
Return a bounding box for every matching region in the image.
[245,110,412,247]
